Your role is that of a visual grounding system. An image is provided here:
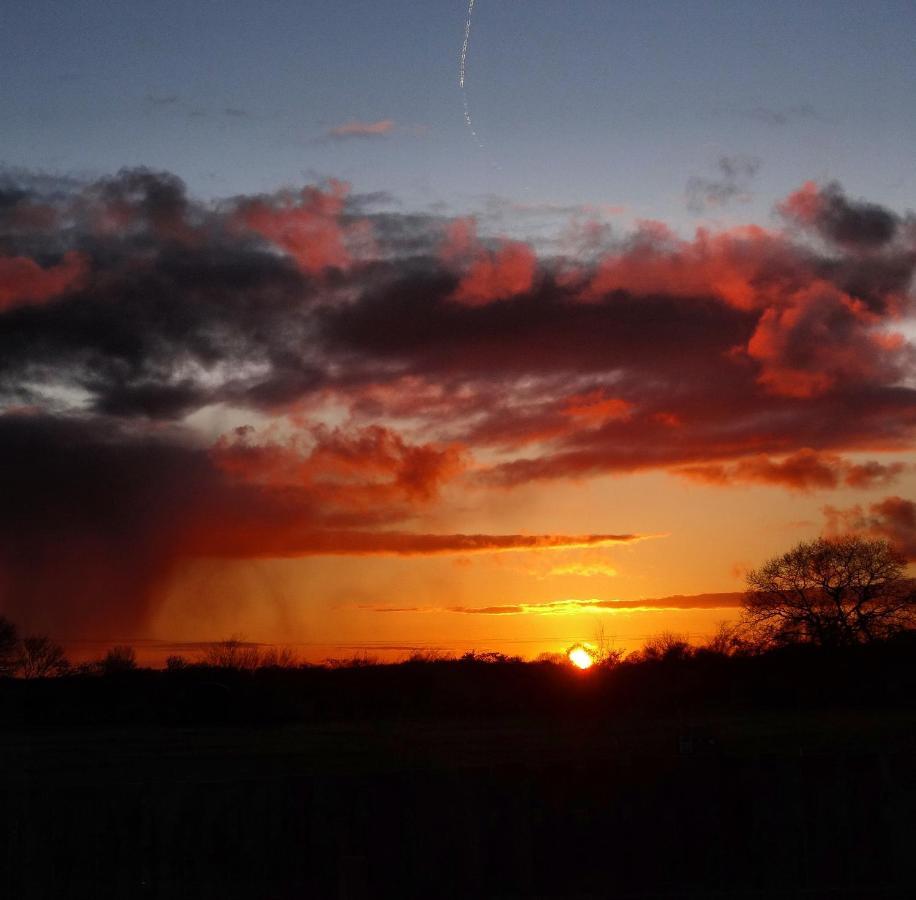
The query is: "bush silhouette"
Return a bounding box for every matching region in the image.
[100,645,137,674]
[635,631,694,663]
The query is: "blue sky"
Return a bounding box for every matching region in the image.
[3,0,916,230]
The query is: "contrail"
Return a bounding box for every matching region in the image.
[459,0,484,149]
[459,0,475,90]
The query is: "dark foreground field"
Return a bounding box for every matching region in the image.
[3,648,916,898]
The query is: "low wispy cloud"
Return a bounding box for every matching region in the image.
[142,94,251,120]
[686,155,760,214]
[679,450,909,492]
[326,119,396,141]
[712,103,824,127]
[269,532,645,557]
[452,593,745,615]
[368,593,745,616]
[145,93,180,107]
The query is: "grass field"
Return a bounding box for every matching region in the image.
[3,709,916,898]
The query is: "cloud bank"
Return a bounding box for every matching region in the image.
[1,168,914,634]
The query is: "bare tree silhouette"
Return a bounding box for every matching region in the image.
[592,623,626,667]
[17,636,69,678]
[200,636,261,670]
[742,536,915,648]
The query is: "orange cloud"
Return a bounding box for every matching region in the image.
[366,593,743,616]
[198,530,646,559]
[823,495,916,560]
[212,423,466,513]
[563,390,632,426]
[438,592,745,615]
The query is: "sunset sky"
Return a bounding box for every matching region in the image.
[1,1,915,661]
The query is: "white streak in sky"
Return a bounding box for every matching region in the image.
[459,0,484,149]
[459,0,474,89]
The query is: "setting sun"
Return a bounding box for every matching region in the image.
[568,645,594,670]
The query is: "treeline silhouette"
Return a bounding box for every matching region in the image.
[4,630,916,729]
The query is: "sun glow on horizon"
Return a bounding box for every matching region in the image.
[567,645,594,670]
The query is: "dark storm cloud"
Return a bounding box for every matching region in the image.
[0,242,321,417]
[0,187,28,211]
[779,181,903,249]
[86,167,192,236]
[0,168,340,417]
[1,167,914,450]
[817,185,900,249]
[319,272,750,377]
[0,414,212,637]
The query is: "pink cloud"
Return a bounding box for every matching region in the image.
[0,251,88,311]
[327,119,396,139]
[438,217,537,306]
[233,180,374,273]
[452,240,537,306]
